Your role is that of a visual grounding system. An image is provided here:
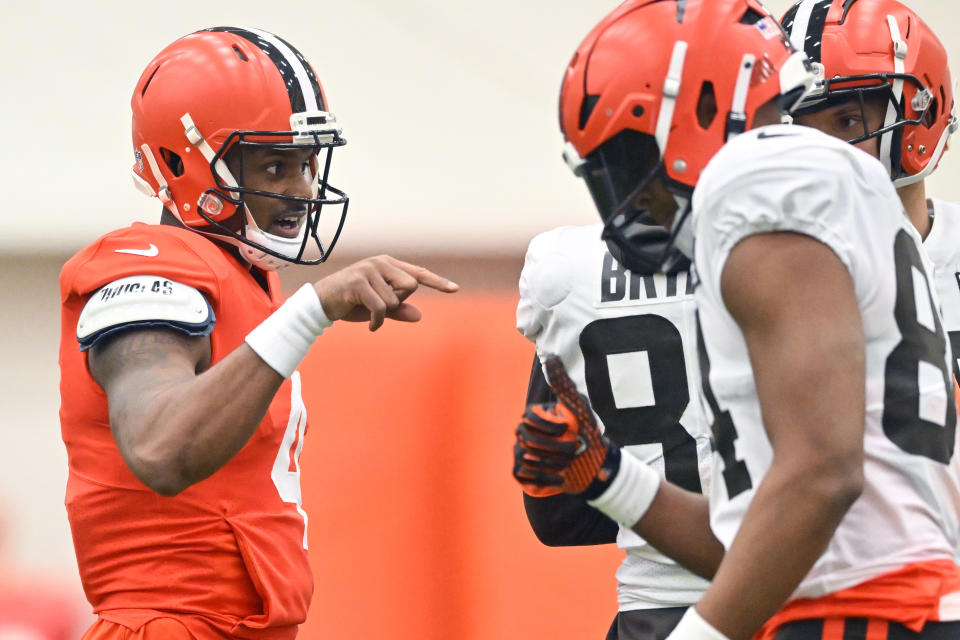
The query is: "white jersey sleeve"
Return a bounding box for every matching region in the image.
[517,229,576,344]
[693,125,864,298]
[925,199,960,377]
[517,224,711,610]
[693,125,960,600]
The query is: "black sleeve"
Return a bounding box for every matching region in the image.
[520,352,620,546]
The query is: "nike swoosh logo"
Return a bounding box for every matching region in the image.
[115,244,159,257]
[756,131,798,140]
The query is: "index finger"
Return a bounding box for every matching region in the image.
[382,256,459,293]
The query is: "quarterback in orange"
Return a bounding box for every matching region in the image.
[59,27,457,640]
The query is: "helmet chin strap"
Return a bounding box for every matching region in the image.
[880,15,908,176]
[239,206,320,271]
[668,194,694,259]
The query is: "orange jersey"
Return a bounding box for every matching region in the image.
[59,223,312,640]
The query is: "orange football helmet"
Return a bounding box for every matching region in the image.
[782,0,957,186]
[130,27,348,269]
[560,0,816,272]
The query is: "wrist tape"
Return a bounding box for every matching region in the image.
[667,607,731,640]
[586,449,661,528]
[245,283,332,378]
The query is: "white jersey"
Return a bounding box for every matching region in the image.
[926,198,960,381]
[693,124,960,600]
[517,223,712,610]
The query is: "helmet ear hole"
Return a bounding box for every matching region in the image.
[922,98,939,129]
[697,82,718,129]
[739,7,765,25]
[159,148,184,177]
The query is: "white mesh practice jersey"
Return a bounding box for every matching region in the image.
[693,124,960,601]
[517,223,712,610]
[926,199,960,384]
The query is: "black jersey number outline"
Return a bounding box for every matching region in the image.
[696,316,752,499]
[690,230,956,501]
[579,314,702,493]
[882,230,957,463]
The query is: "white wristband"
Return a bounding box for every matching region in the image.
[666,607,731,640]
[245,283,332,378]
[586,449,661,528]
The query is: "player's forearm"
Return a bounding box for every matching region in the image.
[113,345,283,495]
[695,458,862,640]
[631,482,723,579]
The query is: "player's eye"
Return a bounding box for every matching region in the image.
[265,162,280,176]
[837,115,862,131]
[301,162,312,178]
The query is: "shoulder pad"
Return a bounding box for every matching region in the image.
[77,275,215,351]
[523,225,603,309]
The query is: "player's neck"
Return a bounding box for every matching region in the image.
[158,207,257,271]
[897,181,930,241]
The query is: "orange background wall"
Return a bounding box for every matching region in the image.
[297,292,623,640]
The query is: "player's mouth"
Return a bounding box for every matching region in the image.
[269,212,306,238]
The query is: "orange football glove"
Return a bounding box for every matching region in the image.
[513,356,621,497]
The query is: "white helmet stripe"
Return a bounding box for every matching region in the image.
[788,0,819,52]
[248,27,319,113]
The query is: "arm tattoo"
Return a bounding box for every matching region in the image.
[91,329,207,399]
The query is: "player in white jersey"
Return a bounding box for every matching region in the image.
[779,0,960,378]
[926,200,960,376]
[512,1,960,639]
[516,222,711,639]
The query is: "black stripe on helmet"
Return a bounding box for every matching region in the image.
[802,1,833,62]
[204,26,324,114]
[274,34,325,111]
[781,2,802,31]
[781,0,833,62]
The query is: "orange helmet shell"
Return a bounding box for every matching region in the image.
[128,28,348,269]
[783,0,956,184]
[560,0,811,190]
[131,28,330,226]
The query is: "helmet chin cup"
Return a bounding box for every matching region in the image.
[669,195,694,259]
[240,224,322,271]
[239,244,291,271]
[601,201,692,275]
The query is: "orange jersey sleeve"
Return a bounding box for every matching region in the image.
[60,223,312,640]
